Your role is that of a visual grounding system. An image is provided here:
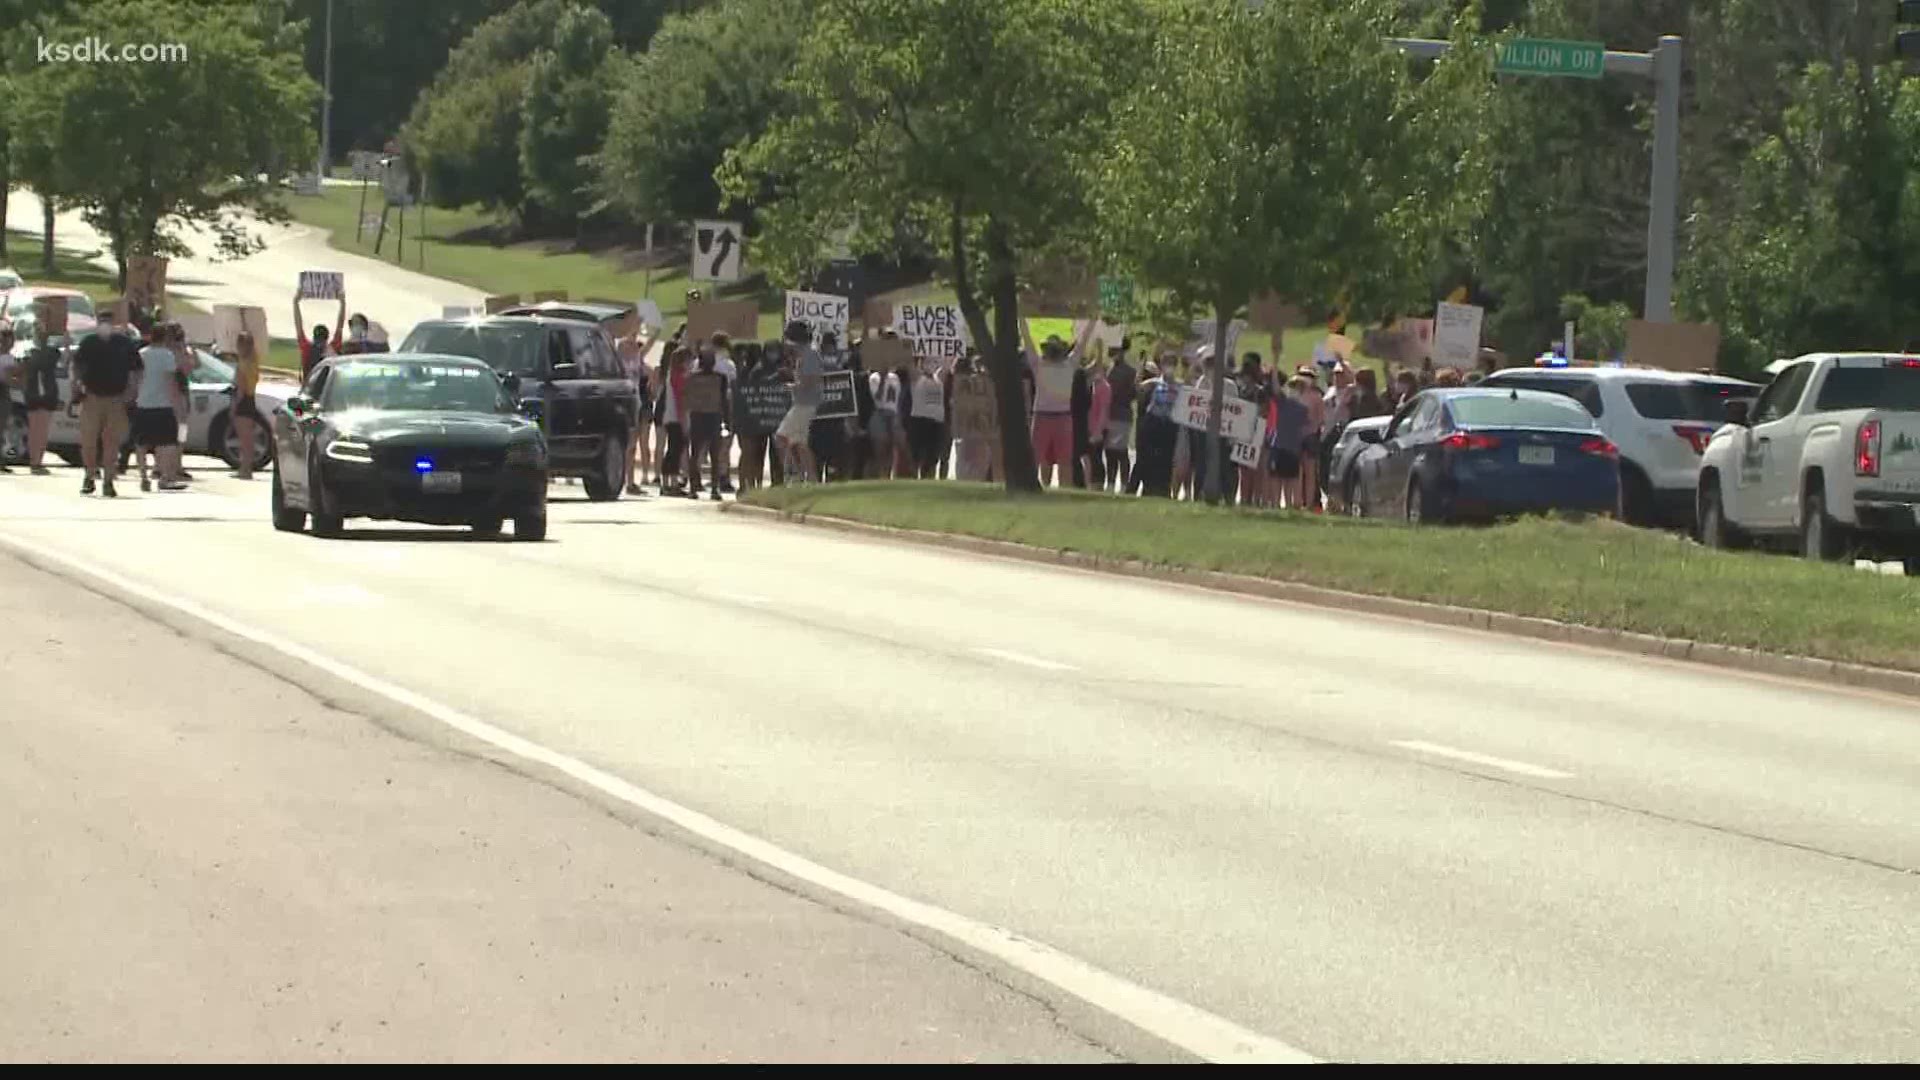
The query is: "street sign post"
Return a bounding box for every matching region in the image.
[1496,38,1604,79]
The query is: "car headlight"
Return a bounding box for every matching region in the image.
[325,437,373,463]
[505,440,546,467]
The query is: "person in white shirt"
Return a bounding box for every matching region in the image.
[907,358,948,479]
[708,332,739,492]
[867,361,903,478]
[132,322,189,491]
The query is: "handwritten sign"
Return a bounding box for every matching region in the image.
[816,369,858,419]
[897,302,967,363]
[1230,418,1268,468]
[1433,302,1484,369]
[1173,385,1258,443]
[682,370,725,415]
[952,374,999,440]
[785,290,850,344]
[687,299,758,343]
[733,378,793,436]
[298,270,344,300]
[33,295,68,336]
[213,305,269,357]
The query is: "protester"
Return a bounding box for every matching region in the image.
[20,320,60,474]
[1134,359,1180,498]
[1353,368,1389,419]
[72,317,142,497]
[1188,347,1240,502]
[908,358,947,479]
[231,329,263,480]
[846,343,872,481]
[684,351,729,502]
[338,313,377,355]
[867,358,903,478]
[1269,376,1311,509]
[707,332,739,493]
[1436,366,1465,388]
[1082,357,1111,491]
[774,320,822,483]
[657,347,690,496]
[132,322,189,492]
[808,334,849,483]
[734,342,779,491]
[1022,319,1096,488]
[1102,344,1136,492]
[1235,353,1268,506]
[1388,369,1420,411]
[1069,356,1094,488]
[293,289,346,380]
[0,324,17,473]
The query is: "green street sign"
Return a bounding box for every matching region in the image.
[1098,276,1133,312]
[1497,38,1604,79]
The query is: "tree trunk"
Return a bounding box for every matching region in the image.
[0,128,10,265]
[1202,299,1231,505]
[984,219,1039,493]
[41,198,56,275]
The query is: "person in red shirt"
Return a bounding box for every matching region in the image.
[293,289,346,380]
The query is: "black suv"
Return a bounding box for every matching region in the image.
[400,314,638,500]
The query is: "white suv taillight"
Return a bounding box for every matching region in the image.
[1856,419,1881,477]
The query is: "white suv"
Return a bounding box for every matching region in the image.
[1479,366,1760,527]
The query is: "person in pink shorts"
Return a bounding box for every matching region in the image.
[1021,319,1097,487]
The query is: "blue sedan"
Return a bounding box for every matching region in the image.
[1349,388,1620,524]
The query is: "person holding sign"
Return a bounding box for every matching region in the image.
[1019,318,1099,488]
[907,359,946,479]
[230,330,264,480]
[293,285,346,380]
[683,351,730,502]
[774,320,823,483]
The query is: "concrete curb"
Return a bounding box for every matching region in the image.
[722,502,1920,702]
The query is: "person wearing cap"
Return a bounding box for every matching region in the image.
[774,319,822,482]
[1020,318,1099,487]
[1133,357,1181,497]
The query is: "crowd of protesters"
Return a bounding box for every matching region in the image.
[603,309,1496,509]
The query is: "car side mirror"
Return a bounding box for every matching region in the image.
[1725,399,1751,427]
[1356,428,1384,445]
[285,395,308,416]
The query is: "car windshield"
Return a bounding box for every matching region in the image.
[399,322,543,375]
[190,350,236,384]
[1623,379,1754,420]
[1812,362,1920,412]
[324,362,510,413]
[1449,394,1596,430]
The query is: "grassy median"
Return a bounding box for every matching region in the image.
[744,481,1920,672]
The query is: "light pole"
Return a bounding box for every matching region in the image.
[315,0,334,187]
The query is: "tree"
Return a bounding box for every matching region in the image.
[597,0,807,226]
[519,5,618,229]
[1095,0,1493,502]
[724,0,1150,493]
[9,0,317,286]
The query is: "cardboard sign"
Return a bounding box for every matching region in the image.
[863,299,894,331]
[1092,320,1128,351]
[532,289,568,303]
[1021,261,1097,316]
[687,299,758,343]
[104,298,131,326]
[1363,318,1433,366]
[1173,385,1258,442]
[1230,417,1268,468]
[785,290,850,344]
[635,299,665,330]
[1432,302,1485,368]
[1184,318,1247,362]
[33,295,68,336]
[692,219,744,282]
[682,370,725,415]
[212,304,269,357]
[897,302,967,364]
[952,374,999,440]
[484,294,520,315]
[1248,293,1304,333]
[1627,320,1722,372]
[733,377,794,436]
[816,369,858,419]
[861,335,913,373]
[127,255,168,314]
[298,270,344,300]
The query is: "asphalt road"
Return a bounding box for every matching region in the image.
[3,467,1918,1062]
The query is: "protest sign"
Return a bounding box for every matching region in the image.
[863,299,893,331]
[33,295,68,336]
[532,289,568,303]
[1627,320,1722,372]
[298,270,344,301]
[1230,417,1268,468]
[1248,293,1304,333]
[1183,318,1247,362]
[952,374,999,440]
[817,369,858,419]
[896,302,967,363]
[1092,320,1128,350]
[483,294,519,314]
[634,299,666,330]
[103,298,131,326]
[682,370,724,415]
[1021,260,1097,316]
[1363,318,1433,366]
[733,378,794,437]
[212,305,269,357]
[785,290,850,344]
[1432,302,1485,368]
[862,335,913,373]
[127,255,168,314]
[1173,385,1258,443]
[687,299,758,343]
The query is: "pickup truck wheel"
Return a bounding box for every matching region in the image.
[1801,490,1850,562]
[1698,483,1744,551]
[582,432,626,502]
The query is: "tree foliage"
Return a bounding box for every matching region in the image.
[596,0,807,225]
[519,4,618,228]
[8,0,317,283]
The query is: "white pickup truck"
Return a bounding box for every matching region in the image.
[1697,353,1920,572]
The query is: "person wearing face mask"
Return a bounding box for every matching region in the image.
[293,288,345,380]
[338,313,374,355]
[19,320,62,474]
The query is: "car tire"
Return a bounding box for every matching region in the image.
[270,465,306,533]
[1697,479,1744,550]
[514,510,548,542]
[1801,488,1849,562]
[582,431,625,502]
[1904,557,1920,578]
[1406,480,1434,526]
[471,516,503,538]
[1344,474,1364,518]
[1617,463,1655,527]
[308,461,344,537]
[210,408,273,472]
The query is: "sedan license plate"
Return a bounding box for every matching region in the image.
[1518,445,1555,466]
[421,471,463,494]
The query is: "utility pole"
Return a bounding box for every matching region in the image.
[1390,35,1684,322]
[316,0,334,186]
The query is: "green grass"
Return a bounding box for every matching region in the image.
[743,482,1920,672]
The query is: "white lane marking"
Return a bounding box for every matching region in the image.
[0,534,1310,1065]
[973,647,1079,672]
[1390,740,1573,780]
